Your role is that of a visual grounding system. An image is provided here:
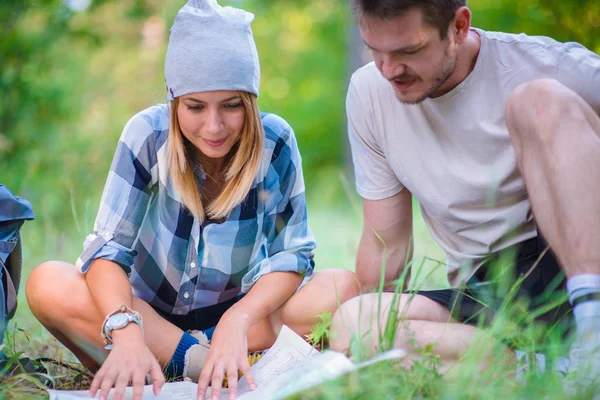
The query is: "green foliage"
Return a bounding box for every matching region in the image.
[287,359,444,400]
[291,260,572,399]
[305,312,334,350]
[1,0,350,228]
[0,0,168,227]
[0,328,53,398]
[1,1,598,398]
[0,214,582,400]
[248,0,350,170]
[471,0,600,53]
[0,325,94,398]
[2,0,598,228]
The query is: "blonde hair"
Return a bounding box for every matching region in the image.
[168,92,263,223]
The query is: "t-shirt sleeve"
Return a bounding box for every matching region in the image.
[346,77,404,200]
[554,43,600,114]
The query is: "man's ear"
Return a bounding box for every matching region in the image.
[451,6,472,45]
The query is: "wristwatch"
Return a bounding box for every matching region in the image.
[101,305,144,350]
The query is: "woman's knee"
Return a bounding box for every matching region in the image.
[276,269,359,334]
[26,261,84,320]
[326,269,361,303]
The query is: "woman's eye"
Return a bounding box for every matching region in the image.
[224,102,243,109]
[186,105,203,111]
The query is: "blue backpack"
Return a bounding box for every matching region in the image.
[0,185,34,347]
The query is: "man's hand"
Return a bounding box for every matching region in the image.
[196,311,256,400]
[89,325,165,400]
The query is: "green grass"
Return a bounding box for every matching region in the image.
[308,190,448,289]
[0,195,581,399]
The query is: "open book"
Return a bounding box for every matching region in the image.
[48,325,404,400]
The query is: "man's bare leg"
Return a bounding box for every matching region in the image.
[330,293,515,375]
[505,78,600,277]
[506,78,600,392]
[332,294,482,359]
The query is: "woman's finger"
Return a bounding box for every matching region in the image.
[226,361,239,400]
[197,360,214,400]
[112,371,131,400]
[149,358,165,396]
[98,368,119,400]
[131,371,147,400]
[211,362,225,400]
[89,367,106,397]
[239,358,256,391]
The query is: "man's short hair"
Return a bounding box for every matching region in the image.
[352,0,467,38]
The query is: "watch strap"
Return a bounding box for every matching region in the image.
[101,305,144,350]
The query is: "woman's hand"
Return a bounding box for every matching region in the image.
[197,311,256,400]
[89,325,165,400]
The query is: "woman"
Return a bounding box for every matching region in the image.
[25,1,359,400]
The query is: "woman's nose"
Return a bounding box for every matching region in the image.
[205,109,224,134]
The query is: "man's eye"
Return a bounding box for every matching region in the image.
[401,49,420,56]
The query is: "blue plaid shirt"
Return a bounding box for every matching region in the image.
[76,104,315,315]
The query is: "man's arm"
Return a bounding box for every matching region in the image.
[356,189,414,292]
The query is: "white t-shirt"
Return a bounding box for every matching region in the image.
[347,28,600,285]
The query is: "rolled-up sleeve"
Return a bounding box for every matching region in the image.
[76,113,158,274]
[241,123,315,292]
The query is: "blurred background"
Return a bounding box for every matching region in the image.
[2,0,599,329]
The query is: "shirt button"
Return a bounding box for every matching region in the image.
[190,262,196,268]
[183,292,190,299]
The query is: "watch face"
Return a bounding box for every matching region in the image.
[109,313,129,329]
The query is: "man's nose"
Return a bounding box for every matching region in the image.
[380,54,406,81]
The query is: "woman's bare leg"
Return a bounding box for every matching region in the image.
[26,261,182,369]
[246,269,361,351]
[27,262,360,366]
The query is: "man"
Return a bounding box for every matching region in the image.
[330,0,600,389]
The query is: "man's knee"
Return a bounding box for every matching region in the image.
[505,78,584,144]
[330,293,405,352]
[330,293,384,352]
[506,78,578,115]
[329,292,452,352]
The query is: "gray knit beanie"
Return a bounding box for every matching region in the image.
[165,0,260,100]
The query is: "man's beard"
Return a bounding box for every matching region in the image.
[396,52,457,105]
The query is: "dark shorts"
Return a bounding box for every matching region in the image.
[414,235,572,330]
[154,295,244,340]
